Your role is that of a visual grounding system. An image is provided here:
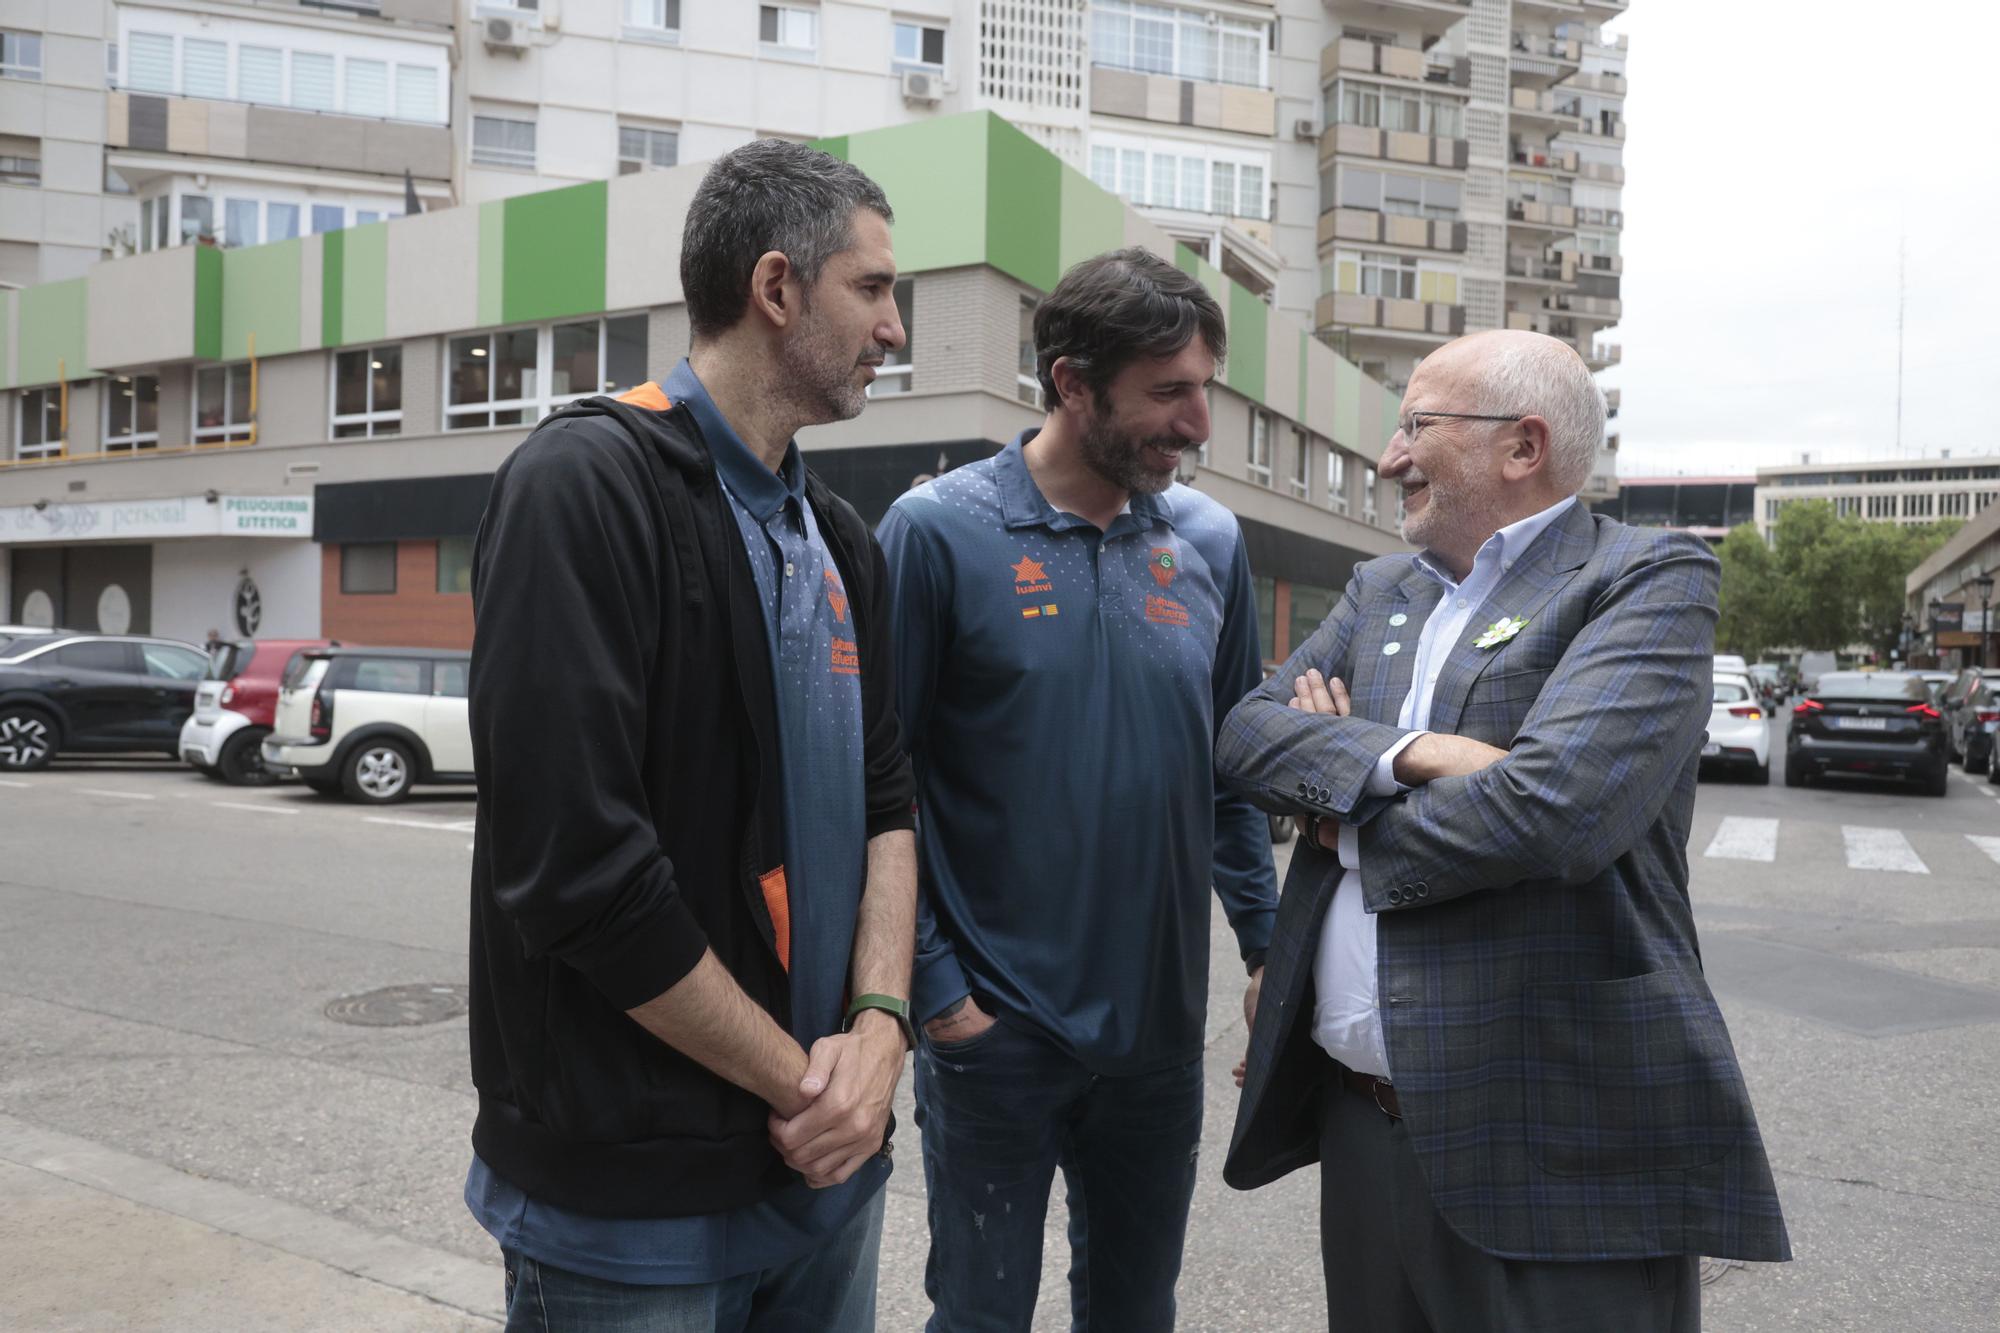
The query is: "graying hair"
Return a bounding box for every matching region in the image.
[680,139,894,341]
[1469,335,1606,495]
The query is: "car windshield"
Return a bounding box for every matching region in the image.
[1815,673,1922,701]
[287,656,331,692]
[204,642,249,680]
[1713,681,1751,703]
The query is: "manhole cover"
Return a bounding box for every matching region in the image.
[1700,1258,1747,1288]
[324,984,468,1027]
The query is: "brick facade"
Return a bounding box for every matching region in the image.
[320,539,474,649]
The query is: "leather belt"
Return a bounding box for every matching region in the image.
[1336,1065,1401,1120]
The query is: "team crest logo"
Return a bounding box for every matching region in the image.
[1149,547,1177,588]
[823,569,848,623]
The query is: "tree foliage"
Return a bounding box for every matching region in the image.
[1714,501,1961,658]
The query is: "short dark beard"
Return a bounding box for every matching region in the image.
[1077,400,1182,496]
[776,291,870,424]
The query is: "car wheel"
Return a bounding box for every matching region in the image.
[342,739,414,804]
[302,777,344,796]
[218,728,276,786]
[1753,758,1771,786]
[0,705,57,772]
[191,762,224,780]
[1923,764,1949,798]
[1783,759,1809,788]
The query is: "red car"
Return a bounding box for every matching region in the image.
[179,638,337,784]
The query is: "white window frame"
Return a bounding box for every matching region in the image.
[194,364,255,444]
[623,0,682,40]
[0,135,37,186]
[472,113,537,170]
[102,373,162,452]
[1288,429,1310,499]
[893,19,946,72]
[865,279,917,399]
[1327,448,1349,514]
[444,315,650,432]
[760,4,819,58]
[1090,1,1269,89]
[1089,131,1270,221]
[617,122,680,174]
[1016,295,1043,407]
[0,29,42,82]
[331,346,404,439]
[1329,79,1465,140]
[1248,409,1273,485]
[1363,465,1379,522]
[16,387,63,460]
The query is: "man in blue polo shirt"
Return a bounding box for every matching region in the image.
[876,249,1279,1332]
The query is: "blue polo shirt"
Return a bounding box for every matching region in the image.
[465,360,886,1284]
[876,431,1278,1075]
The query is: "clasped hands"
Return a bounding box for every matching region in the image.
[767,1010,906,1190]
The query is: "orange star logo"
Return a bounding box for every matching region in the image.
[1012,556,1047,584]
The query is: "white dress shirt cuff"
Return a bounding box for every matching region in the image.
[1368,732,1428,797]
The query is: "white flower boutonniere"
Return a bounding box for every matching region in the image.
[1473,615,1529,650]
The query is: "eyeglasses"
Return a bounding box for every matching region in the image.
[1396,411,1525,440]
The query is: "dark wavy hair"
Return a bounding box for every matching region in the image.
[1033,248,1228,409]
[680,140,894,341]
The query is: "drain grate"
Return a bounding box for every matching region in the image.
[324,983,469,1027]
[1699,1258,1747,1288]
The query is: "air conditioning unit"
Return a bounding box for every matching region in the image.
[1293,118,1317,141]
[901,70,942,105]
[484,16,529,54]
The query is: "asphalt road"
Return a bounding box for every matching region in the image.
[2,717,1997,1330]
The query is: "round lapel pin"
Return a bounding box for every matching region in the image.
[1383,642,1402,656]
[1389,613,1408,627]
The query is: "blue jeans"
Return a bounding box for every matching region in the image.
[499,1188,884,1333]
[915,1014,1204,1333]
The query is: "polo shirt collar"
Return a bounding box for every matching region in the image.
[665,358,804,523]
[995,429,1175,534]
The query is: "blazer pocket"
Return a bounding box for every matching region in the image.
[1477,666,1552,706]
[1522,969,1746,1177]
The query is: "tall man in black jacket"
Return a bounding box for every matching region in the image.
[466,140,919,1332]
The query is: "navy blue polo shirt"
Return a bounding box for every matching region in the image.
[876,431,1278,1075]
[465,360,886,1284]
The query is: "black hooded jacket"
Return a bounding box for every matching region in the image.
[466,386,915,1218]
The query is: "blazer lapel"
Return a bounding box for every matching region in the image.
[1425,501,1596,737]
[1352,562,1445,726]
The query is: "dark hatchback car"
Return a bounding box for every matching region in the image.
[1941,671,1997,774]
[0,633,211,771]
[1786,671,1949,796]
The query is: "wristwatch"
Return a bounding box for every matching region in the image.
[844,993,917,1050]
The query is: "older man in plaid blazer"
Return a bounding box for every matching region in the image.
[1217,330,1789,1331]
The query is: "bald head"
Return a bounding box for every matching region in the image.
[1410,331,1606,497]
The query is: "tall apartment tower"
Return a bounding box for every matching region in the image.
[1313,0,1627,498]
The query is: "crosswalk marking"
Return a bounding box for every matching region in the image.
[1841,826,1930,875]
[1969,836,2000,869]
[76,787,157,801]
[1704,817,1778,862]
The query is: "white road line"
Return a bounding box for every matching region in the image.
[209,801,299,816]
[1841,825,1930,875]
[363,816,477,833]
[1969,835,2000,869]
[75,787,157,801]
[1704,816,1778,862]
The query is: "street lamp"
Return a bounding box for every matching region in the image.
[1930,597,1944,663]
[1977,573,1995,670]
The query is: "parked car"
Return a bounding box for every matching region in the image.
[0,625,71,654]
[1944,678,1999,776]
[178,637,338,784]
[1704,673,1771,784]
[1916,670,1956,709]
[1786,671,1948,796]
[1795,651,1840,695]
[1714,654,1750,679]
[261,647,472,803]
[1938,667,1988,765]
[0,632,210,771]
[1747,663,1784,710]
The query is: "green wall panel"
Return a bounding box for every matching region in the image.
[221,238,303,360]
[0,289,13,389]
[1056,162,1125,276]
[811,134,849,162]
[983,116,1062,292]
[477,202,505,329]
[836,115,988,278]
[1333,358,1360,447]
[320,231,344,348]
[341,222,389,344]
[18,279,88,387]
[1172,244,1202,278]
[193,245,223,362]
[1226,282,1267,405]
[502,181,606,325]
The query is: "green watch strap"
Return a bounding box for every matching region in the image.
[844,993,916,1050]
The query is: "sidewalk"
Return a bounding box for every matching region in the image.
[0,1116,500,1331]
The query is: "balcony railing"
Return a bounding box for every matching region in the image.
[1592,339,1623,367]
[1319,208,1467,254]
[1566,71,1628,96]
[1507,199,1578,229]
[1511,146,1578,174]
[1318,292,1466,338]
[1511,33,1584,64]
[1576,160,1626,184]
[1546,291,1623,319]
[106,91,452,180]
[1321,123,1469,169]
[1506,257,1569,282]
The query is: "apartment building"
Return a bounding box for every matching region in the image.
[0,111,1411,664]
[1757,456,2000,540]
[1311,0,1627,500]
[1906,501,2000,669]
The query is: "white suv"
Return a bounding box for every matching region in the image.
[262,648,473,803]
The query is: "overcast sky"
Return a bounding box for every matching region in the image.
[1602,1,2000,478]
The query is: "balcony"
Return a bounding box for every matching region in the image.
[1324,38,1426,84]
[1510,33,1584,87]
[1319,209,1466,254]
[105,92,452,181]
[1566,71,1629,97]
[1571,250,1623,275]
[1511,146,1578,176]
[1543,290,1622,321]
[1317,292,1466,339]
[1320,123,1469,170]
[1592,339,1622,369]
[1334,1,1473,45]
[1577,160,1626,184]
[1090,67,1277,138]
[1507,198,1577,232]
[1512,88,1586,130]
[1505,255,1570,286]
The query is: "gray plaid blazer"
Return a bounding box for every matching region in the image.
[1217,503,1790,1263]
